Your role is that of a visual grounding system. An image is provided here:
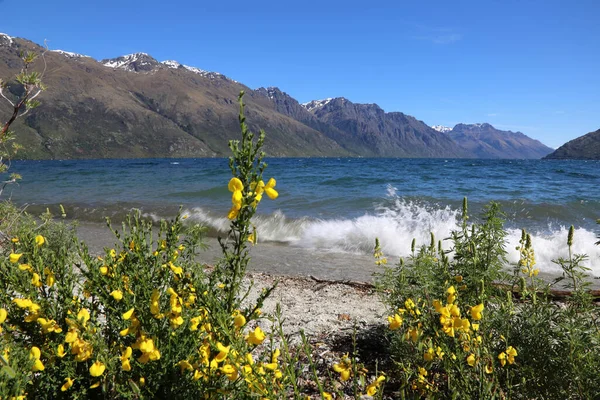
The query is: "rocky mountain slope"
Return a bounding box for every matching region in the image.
[448,123,553,159]
[0,35,348,159]
[300,96,467,157]
[1,33,554,159]
[543,129,600,160]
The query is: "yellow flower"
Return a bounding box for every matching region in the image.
[90,360,106,377]
[18,263,32,271]
[470,303,484,320]
[228,177,244,193]
[35,235,46,246]
[227,204,241,220]
[366,375,385,396]
[137,337,161,364]
[506,346,517,364]
[322,393,332,400]
[65,328,78,343]
[467,354,476,367]
[248,233,256,244]
[214,342,230,363]
[121,347,133,371]
[57,344,66,358]
[228,177,244,212]
[485,362,493,374]
[71,338,93,362]
[9,253,23,263]
[110,290,123,301]
[99,265,108,275]
[405,327,420,343]
[90,382,101,389]
[246,326,266,345]
[233,311,246,329]
[44,268,55,287]
[446,286,457,304]
[436,346,445,359]
[178,359,194,372]
[168,262,183,277]
[38,318,62,334]
[30,346,41,360]
[498,351,507,367]
[221,364,238,381]
[387,313,403,330]
[77,308,90,326]
[61,377,74,392]
[30,347,45,371]
[150,289,161,315]
[31,273,42,287]
[122,308,135,320]
[169,314,184,328]
[264,178,278,199]
[0,308,7,324]
[424,347,435,361]
[333,355,352,381]
[190,316,202,331]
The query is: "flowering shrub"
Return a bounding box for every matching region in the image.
[0,93,386,399]
[375,199,600,399]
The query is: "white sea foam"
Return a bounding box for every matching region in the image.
[182,197,600,275]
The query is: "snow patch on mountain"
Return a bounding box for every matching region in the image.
[0,33,14,45]
[51,49,91,59]
[431,125,453,133]
[102,53,156,71]
[301,98,333,112]
[160,60,236,82]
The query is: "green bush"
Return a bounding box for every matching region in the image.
[375,199,600,399]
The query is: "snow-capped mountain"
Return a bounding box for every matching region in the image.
[51,49,91,59]
[160,60,234,82]
[0,33,14,46]
[301,98,333,112]
[101,53,160,73]
[431,125,452,133]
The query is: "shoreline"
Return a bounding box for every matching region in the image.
[75,220,600,290]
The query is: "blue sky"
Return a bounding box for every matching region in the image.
[1,0,599,148]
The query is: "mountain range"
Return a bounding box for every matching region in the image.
[1,33,557,159]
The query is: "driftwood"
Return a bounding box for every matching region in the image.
[309,275,375,290]
[307,275,600,303]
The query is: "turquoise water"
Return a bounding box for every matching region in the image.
[7,158,600,276]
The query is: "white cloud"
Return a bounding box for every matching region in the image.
[432,33,462,44]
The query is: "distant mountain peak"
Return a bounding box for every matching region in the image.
[101,53,159,72]
[160,59,236,82]
[51,49,91,59]
[301,98,334,112]
[0,33,14,46]
[431,125,452,133]
[450,123,553,158]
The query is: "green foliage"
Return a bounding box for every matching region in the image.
[0,49,46,193]
[375,200,600,399]
[1,92,388,400]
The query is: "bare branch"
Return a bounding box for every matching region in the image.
[0,87,15,107]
